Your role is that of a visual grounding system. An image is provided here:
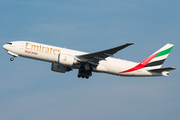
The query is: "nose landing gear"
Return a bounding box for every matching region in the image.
[10,57,15,61]
[7,51,18,61]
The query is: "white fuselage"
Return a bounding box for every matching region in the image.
[3,41,168,77]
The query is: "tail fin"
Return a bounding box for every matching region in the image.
[144,43,174,70]
[121,44,174,73]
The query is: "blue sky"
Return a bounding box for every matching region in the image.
[0,0,180,120]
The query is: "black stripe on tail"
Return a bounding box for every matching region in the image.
[145,59,166,67]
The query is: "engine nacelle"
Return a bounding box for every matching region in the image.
[58,54,76,66]
[51,63,67,73]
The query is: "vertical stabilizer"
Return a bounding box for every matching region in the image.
[121,44,174,73]
[144,44,174,69]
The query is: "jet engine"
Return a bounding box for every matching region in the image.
[58,54,77,66]
[51,63,72,73]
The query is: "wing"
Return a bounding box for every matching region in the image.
[76,43,134,66]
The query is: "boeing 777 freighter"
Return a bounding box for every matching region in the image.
[3,41,176,79]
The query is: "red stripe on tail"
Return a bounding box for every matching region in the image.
[121,52,159,73]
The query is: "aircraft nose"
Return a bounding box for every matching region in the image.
[3,44,7,50]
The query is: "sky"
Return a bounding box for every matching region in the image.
[0,0,180,120]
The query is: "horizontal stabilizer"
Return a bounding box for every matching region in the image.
[148,67,176,73]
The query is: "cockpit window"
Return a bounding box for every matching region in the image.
[7,43,12,45]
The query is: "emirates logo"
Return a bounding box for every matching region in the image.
[63,56,67,61]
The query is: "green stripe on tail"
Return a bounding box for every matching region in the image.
[154,46,174,58]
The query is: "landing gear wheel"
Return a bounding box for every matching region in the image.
[77,65,93,79]
[10,57,14,61]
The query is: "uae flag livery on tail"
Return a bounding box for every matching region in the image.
[121,44,174,73]
[145,44,173,68]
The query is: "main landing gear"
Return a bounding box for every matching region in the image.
[78,65,92,79]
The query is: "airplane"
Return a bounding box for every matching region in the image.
[3,41,176,79]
